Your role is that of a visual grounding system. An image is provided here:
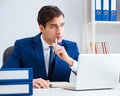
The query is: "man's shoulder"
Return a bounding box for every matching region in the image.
[62,39,77,45]
[62,40,79,53]
[15,37,33,44]
[15,34,40,44]
[61,40,78,49]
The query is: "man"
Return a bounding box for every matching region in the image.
[2,5,79,88]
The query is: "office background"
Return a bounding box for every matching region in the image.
[0,0,85,82]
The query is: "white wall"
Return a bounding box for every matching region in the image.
[0,0,85,82]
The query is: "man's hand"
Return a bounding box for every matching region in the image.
[33,78,49,89]
[54,44,74,67]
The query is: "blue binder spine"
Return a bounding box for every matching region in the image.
[102,0,110,21]
[0,68,33,82]
[0,82,33,96]
[110,0,117,21]
[95,0,102,21]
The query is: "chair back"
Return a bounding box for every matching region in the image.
[3,46,14,63]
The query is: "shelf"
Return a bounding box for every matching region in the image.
[88,21,120,25]
[85,0,120,54]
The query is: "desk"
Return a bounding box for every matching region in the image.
[33,88,120,96]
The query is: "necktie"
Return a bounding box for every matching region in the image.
[48,46,55,80]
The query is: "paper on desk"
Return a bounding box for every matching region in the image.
[49,82,74,88]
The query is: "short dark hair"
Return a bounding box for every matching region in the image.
[37,5,64,27]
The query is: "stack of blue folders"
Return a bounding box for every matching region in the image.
[95,0,117,21]
[0,68,33,96]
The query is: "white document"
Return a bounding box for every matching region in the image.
[49,82,74,88]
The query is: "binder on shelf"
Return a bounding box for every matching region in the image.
[95,0,102,21]
[0,68,33,82]
[102,0,110,21]
[90,42,97,54]
[102,42,110,54]
[110,0,117,21]
[95,42,103,54]
[0,82,33,96]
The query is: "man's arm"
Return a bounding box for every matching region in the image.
[54,44,79,74]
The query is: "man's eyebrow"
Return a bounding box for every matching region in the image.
[50,22,65,25]
[50,24,57,26]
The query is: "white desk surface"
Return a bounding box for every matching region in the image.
[33,88,120,96]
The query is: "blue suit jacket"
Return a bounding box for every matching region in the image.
[2,33,79,82]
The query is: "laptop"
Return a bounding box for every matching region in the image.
[65,54,120,91]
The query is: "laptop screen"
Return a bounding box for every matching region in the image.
[75,54,120,90]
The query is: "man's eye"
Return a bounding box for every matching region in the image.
[60,23,65,27]
[61,24,64,27]
[50,25,57,28]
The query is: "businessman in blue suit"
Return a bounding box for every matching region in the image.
[2,5,79,88]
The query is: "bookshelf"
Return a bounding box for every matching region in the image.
[85,0,120,54]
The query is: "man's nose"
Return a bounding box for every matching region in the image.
[56,26,62,34]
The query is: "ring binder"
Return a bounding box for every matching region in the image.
[110,0,117,21]
[103,0,110,21]
[95,0,102,21]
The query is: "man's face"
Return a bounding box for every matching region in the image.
[40,15,64,45]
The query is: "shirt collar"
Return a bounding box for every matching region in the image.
[40,35,50,50]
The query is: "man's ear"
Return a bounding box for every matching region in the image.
[39,25,45,32]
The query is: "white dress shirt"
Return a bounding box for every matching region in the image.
[40,35,78,75]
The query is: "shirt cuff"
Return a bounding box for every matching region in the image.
[70,60,78,73]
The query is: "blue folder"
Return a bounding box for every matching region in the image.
[109,0,117,21]
[0,82,33,96]
[0,68,33,82]
[102,0,110,21]
[95,0,102,21]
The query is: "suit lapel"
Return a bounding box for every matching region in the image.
[32,33,47,78]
